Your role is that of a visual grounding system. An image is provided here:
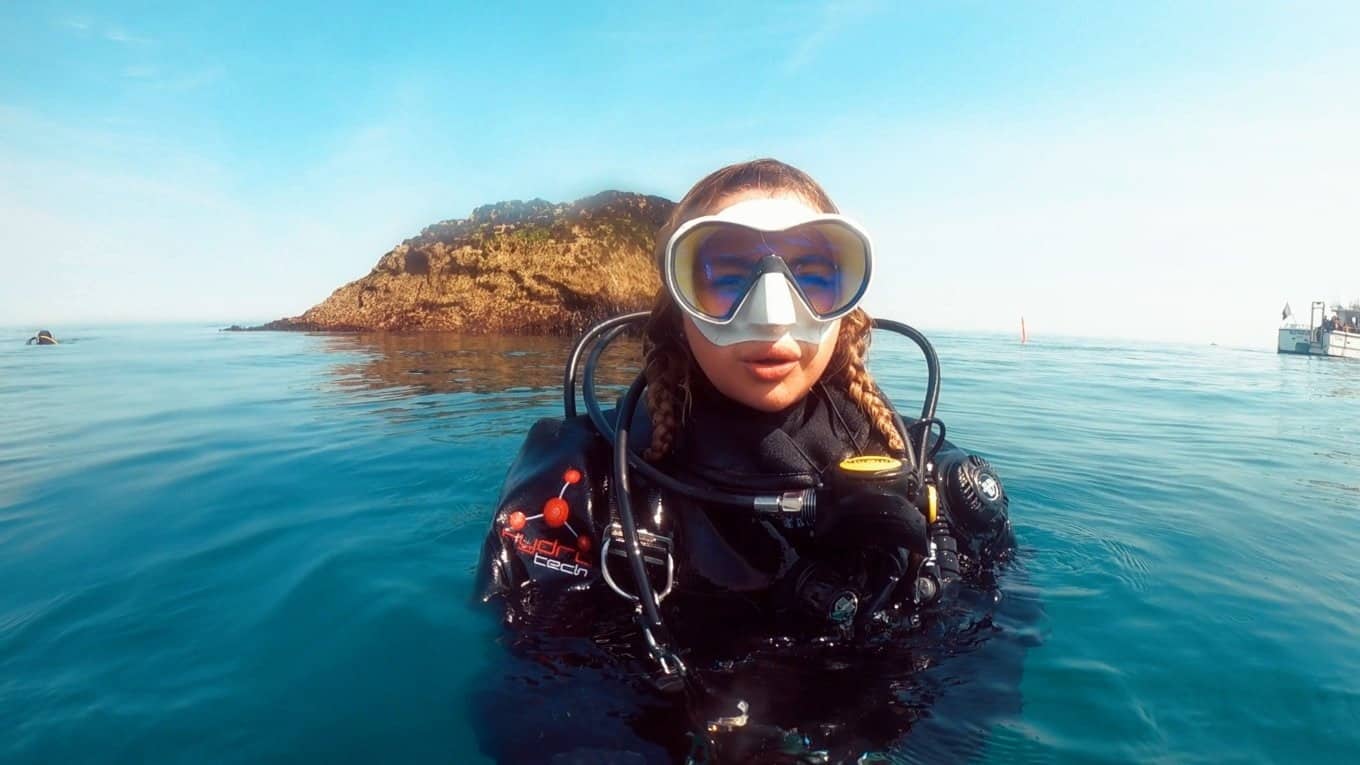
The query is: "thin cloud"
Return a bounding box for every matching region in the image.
[55,15,92,34]
[54,15,155,45]
[784,0,879,73]
[103,26,155,46]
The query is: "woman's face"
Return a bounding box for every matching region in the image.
[682,189,841,412]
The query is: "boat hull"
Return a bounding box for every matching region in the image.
[1278,327,1360,359]
[1323,330,1360,359]
[1277,328,1313,355]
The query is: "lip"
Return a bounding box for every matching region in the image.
[741,345,801,381]
[738,343,801,363]
[744,359,799,381]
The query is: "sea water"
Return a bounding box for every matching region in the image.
[1,325,1357,763]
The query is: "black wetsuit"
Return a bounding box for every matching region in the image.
[472,379,1022,763]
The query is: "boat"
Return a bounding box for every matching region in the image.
[1278,301,1360,359]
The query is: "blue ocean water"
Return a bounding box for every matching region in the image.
[2,324,1357,763]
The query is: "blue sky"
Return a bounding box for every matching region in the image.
[2,1,1357,347]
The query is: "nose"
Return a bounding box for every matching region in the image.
[745,272,798,328]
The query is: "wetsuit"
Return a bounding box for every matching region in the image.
[471,378,1021,762]
[476,376,1012,623]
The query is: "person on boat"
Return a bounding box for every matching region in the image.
[26,330,58,345]
[473,158,1018,761]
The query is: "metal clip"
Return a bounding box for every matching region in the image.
[706,700,750,733]
[600,522,675,603]
[641,621,688,676]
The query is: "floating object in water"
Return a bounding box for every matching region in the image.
[26,330,58,345]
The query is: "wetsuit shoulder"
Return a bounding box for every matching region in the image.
[474,415,613,610]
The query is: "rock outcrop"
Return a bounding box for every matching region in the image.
[257,191,674,333]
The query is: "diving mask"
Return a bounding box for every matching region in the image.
[662,197,874,346]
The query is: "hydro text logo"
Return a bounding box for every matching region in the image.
[500,468,594,579]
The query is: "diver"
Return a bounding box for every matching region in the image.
[474,159,1016,763]
[26,330,59,345]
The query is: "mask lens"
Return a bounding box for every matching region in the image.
[776,226,842,315]
[690,227,766,318]
[671,219,869,322]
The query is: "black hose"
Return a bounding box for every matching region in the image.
[870,318,940,423]
[907,417,947,468]
[590,374,760,508]
[578,323,762,508]
[568,314,946,509]
[582,323,634,438]
[613,374,668,635]
[871,318,940,488]
[563,311,648,418]
[570,312,947,706]
[887,406,919,476]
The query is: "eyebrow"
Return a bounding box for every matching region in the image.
[785,252,838,265]
[698,252,762,267]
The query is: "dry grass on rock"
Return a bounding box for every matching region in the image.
[258,191,673,334]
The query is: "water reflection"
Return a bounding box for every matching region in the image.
[1325,382,1360,400]
[317,332,644,396]
[1280,354,1360,401]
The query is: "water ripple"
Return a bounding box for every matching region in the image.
[1,326,1358,763]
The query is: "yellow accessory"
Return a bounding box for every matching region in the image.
[837,455,904,474]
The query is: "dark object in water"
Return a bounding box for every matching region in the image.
[26,330,58,345]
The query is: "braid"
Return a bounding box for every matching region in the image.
[828,308,906,454]
[641,295,692,461]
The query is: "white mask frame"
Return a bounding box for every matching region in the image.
[661,197,875,347]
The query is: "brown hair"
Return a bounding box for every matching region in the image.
[641,158,904,460]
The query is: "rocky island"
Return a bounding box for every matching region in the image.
[254,191,674,334]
